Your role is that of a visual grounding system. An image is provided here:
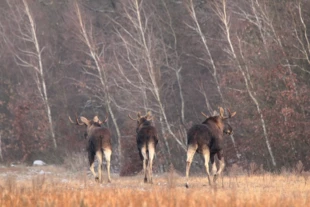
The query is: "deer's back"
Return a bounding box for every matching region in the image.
[187,124,223,154]
[88,127,111,151]
[137,125,158,147]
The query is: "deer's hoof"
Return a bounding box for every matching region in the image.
[185,183,189,188]
[95,177,99,182]
[144,177,148,183]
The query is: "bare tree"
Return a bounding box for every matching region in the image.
[113,0,187,155]
[159,0,186,125]
[185,0,240,159]
[3,0,57,148]
[236,0,300,101]
[213,0,276,166]
[72,1,122,157]
[291,2,310,74]
[0,132,3,161]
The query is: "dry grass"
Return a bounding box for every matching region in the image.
[0,165,309,207]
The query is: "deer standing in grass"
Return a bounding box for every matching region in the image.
[128,111,158,183]
[185,107,236,188]
[69,115,112,183]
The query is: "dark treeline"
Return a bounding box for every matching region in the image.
[0,0,309,174]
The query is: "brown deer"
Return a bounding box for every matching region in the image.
[128,111,158,183]
[69,115,112,183]
[185,107,236,188]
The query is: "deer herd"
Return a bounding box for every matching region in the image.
[69,107,236,188]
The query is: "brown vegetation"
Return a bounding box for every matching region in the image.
[0,165,309,207]
[0,0,309,174]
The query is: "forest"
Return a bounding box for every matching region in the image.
[0,0,309,174]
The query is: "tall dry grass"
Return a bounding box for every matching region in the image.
[0,166,309,207]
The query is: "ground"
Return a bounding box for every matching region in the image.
[0,165,309,207]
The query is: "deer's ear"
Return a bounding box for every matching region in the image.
[93,116,99,122]
[80,116,90,126]
[213,110,217,116]
[137,112,141,118]
[219,107,224,117]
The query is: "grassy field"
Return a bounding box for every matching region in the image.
[0,165,309,207]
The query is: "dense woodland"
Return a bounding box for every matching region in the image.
[0,0,309,174]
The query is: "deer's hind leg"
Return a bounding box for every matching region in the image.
[88,151,98,182]
[140,145,148,183]
[210,153,217,176]
[104,148,112,183]
[96,150,103,183]
[202,147,211,186]
[147,142,155,184]
[185,144,198,188]
[214,150,225,183]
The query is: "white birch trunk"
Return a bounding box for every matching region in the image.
[159,116,172,159]
[216,0,276,166]
[176,69,185,124]
[161,0,186,125]
[22,0,57,148]
[75,2,121,156]
[187,0,239,157]
[0,132,3,161]
[134,0,187,151]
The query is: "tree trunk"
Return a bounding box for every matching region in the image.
[22,0,57,148]
[215,0,276,166]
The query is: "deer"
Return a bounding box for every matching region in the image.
[185,107,236,188]
[69,115,112,183]
[128,111,158,184]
